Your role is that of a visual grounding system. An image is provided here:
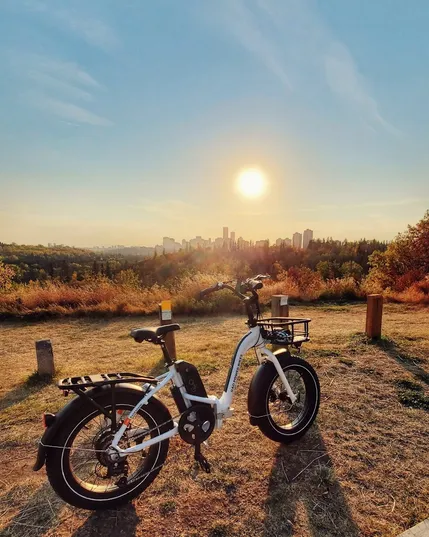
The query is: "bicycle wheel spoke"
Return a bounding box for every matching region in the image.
[65,405,155,494]
[268,369,307,429]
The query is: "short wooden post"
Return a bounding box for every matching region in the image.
[35,339,55,378]
[366,294,383,339]
[271,295,289,318]
[159,300,176,360]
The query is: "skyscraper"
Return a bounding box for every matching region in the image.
[293,232,302,249]
[163,237,175,252]
[230,231,235,244]
[223,227,229,241]
[303,229,314,249]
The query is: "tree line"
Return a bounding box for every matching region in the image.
[0,237,388,288]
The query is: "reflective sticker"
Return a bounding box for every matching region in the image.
[160,300,172,321]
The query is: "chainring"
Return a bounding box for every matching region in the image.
[178,404,215,445]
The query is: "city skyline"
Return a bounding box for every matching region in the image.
[89,225,316,256]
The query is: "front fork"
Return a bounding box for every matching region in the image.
[255,347,298,404]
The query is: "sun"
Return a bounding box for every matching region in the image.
[236,168,267,198]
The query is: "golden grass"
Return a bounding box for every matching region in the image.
[2,273,429,321]
[0,275,238,319]
[0,304,428,536]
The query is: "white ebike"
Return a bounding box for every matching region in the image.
[34,275,320,510]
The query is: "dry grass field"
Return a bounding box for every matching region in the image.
[0,304,428,537]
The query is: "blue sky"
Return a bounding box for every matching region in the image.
[1,0,428,246]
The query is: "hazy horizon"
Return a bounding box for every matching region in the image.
[0,226,396,249]
[1,0,429,246]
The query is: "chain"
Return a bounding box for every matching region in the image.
[38,409,279,452]
[39,410,186,453]
[34,407,261,484]
[34,409,191,485]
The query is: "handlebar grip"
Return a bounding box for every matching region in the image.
[245,278,263,290]
[199,283,220,299]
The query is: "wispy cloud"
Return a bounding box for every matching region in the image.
[3,0,116,126]
[53,8,118,51]
[324,41,399,135]
[207,0,292,90]
[22,0,118,51]
[28,71,93,102]
[204,0,397,134]
[8,52,112,126]
[29,56,101,88]
[34,96,112,126]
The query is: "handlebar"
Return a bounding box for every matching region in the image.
[198,275,270,326]
[199,282,222,299]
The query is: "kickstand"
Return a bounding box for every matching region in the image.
[194,442,211,473]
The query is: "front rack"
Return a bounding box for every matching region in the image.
[257,317,311,346]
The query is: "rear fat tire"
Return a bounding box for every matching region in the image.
[45,391,171,510]
[248,354,320,444]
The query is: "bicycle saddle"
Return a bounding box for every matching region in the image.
[130,324,180,343]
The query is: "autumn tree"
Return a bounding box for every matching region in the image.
[368,211,429,289]
[0,261,15,289]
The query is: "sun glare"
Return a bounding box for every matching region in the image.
[236,168,267,198]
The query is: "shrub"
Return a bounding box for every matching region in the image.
[340,261,364,281]
[0,261,15,290]
[319,277,363,301]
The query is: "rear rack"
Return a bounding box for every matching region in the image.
[257,317,311,346]
[58,372,158,391]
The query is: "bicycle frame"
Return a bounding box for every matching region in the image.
[110,325,297,457]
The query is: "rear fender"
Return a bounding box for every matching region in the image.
[33,383,169,471]
[247,349,290,425]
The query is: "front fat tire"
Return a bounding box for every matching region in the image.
[45,391,171,510]
[250,354,320,444]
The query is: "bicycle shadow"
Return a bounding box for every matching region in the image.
[263,424,360,537]
[0,482,140,537]
[71,503,139,537]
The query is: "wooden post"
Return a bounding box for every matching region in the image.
[159,300,176,360]
[271,295,289,318]
[35,339,55,378]
[366,294,383,339]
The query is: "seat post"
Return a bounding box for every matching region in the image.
[160,340,173,366]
